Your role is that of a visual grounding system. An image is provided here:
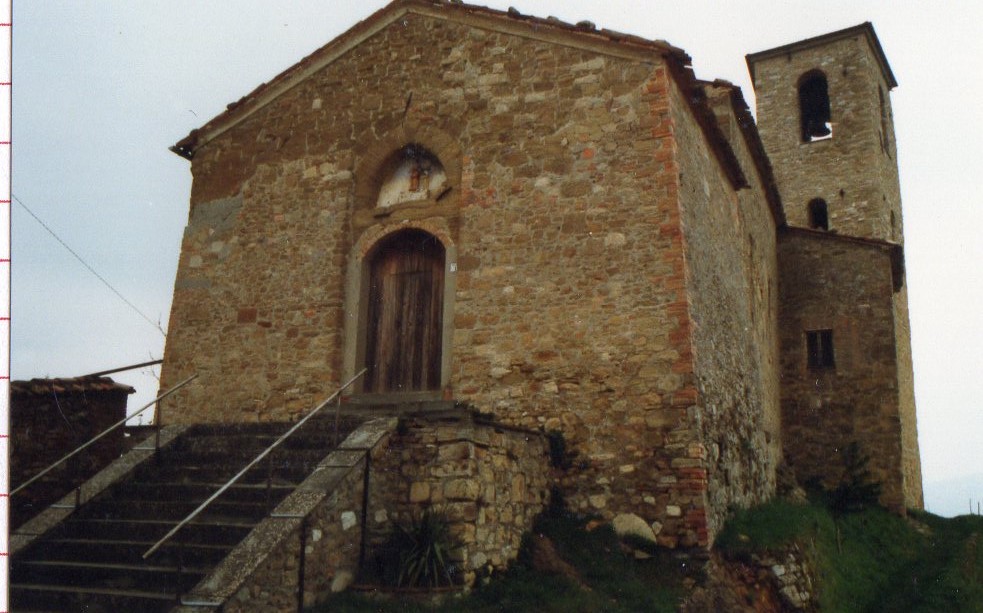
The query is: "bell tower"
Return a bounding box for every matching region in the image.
[749,24,923,510]
[747,23,903,243]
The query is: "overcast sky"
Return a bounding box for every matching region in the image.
[12,1,982,517]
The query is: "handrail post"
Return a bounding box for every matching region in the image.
[297,516,308,613]
[73,455,82,509]
[174,535,185,604]
[266,452,274,512]
[334,392,342,447]
[155,397,163,452]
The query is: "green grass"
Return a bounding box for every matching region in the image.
[716,498,831,554]
[309,512,689,612]
[718,499,983,612]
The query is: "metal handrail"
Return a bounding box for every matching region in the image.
[142,368,367,560]
[82,358,164,378]
[11,374,198,497]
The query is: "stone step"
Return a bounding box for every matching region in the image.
[137,449,329,483]
[54,516,256,545]
[12,558,207,593]
[149,444,336,471]
[101,480,295,505]
[76,497,272,523]
[26,536,235,567]
[174,418,361,446]
[10,582,179,613]
[340,396,459,415]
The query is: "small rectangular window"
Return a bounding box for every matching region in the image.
[806,329,835,369]
[809,199,829,231]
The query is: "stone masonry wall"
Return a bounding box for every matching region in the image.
[368,414,550,586]
[671,81,779,543]
[751,33,903,243]
[684,545,818,612]
[705,85,783,473]
[160,11,717,547]
[216,461,366,613]
[751,26,921,511]
[777,231,905,511]
[449,52,702,546]
[894,283,923,508]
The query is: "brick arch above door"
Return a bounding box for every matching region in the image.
[353,120,464,213]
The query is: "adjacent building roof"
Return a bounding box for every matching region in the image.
[11,376,136,396]
[780,225,906,291]
[701,79,786,227]
[746,22,897,89]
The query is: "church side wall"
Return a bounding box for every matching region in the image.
[704,86,784,480]
[777,231,905,511]
[161,15,706,546]
[669,82,778,542]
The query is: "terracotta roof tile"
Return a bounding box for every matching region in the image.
[11,376,136,396]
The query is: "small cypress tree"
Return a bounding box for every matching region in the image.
[827,441,882,516]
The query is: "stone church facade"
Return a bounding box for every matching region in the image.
[159,0,921,551]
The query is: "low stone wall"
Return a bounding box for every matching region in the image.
[176,412,550,611]
[368,412,552,586]
[683,544,818,612]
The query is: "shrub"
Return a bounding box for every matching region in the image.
[382,509,458,588]
[825,442,882,516]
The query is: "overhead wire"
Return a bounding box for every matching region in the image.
[12,193,167,338]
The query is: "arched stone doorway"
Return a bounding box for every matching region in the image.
[363,229,445,393]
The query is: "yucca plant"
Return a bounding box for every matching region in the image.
[386,508,457,588]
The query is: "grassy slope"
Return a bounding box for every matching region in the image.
[313,502,983,612]
[718,500,983,612]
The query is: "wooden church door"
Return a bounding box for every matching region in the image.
[364,230,444,393]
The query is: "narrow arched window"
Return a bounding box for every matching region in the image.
[808,198,829,230]
[799,71,831,142]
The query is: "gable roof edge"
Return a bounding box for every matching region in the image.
[746,22,897,89]
[665,61,749,192]
[780,225,905,290]
[707,79,786,227]
[173,0,687,160]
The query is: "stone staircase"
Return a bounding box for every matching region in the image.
[10,416,363,612]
